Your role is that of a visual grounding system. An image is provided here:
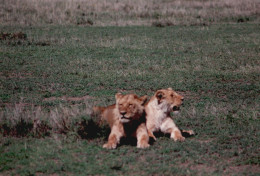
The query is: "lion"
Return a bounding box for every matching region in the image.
[93,93,150,149]
[145,88,194,141]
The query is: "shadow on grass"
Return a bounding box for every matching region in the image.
[149,129,196,144]
[1,119,51,138]
[79,123,197,146]
[1,119,33,137]
[0,117,110,140]
[77,118,110,139]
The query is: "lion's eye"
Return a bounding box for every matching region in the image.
[171,94,174,97]
[119,104,123,106]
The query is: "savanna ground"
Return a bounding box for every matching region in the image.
[0,0,260,175]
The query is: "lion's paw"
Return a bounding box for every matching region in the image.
[173,135,185,142]
[172,130,186,142]
[103,143,117,149]
[137,142,150,149]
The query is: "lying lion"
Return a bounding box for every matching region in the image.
[93,93,150,149]
[145,88,194,141]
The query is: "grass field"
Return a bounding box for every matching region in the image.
[1,23,259,176]
[0,0,260,175]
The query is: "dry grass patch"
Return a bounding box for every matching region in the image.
[0,99,96,137]
[0,0,259,26]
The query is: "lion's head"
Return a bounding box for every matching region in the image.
[155,88,184,113]
[115,93,148,123]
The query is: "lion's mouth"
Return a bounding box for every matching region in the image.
[120,116,131,123]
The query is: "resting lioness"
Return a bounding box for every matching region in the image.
[145,88,194,141]
[93,93,150,149]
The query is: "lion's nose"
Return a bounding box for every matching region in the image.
[120,111,127,116]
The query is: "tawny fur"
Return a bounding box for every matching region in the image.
[145,88,193,141]
[93,93,150,149]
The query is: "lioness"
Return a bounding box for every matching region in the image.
[145,88,194,141]
[93,93,150,149]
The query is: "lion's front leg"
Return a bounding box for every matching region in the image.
[160,117,185,142]
[103,124,124,149]
[103,134,119,149]
[136,123,150,148]
[147,129,157,141]
[146,121,157,141]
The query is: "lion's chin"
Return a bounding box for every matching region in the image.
[120,118,131,123]
[173,111,180,115]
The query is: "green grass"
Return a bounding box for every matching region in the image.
[0,24,260,175]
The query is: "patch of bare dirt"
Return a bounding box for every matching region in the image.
[197,138,215,144]
[180,162,216,174]
[0,102,34,108]
[224,165,260,175]
[43,95,93,102]
[192,164,216,173]
[0,72,32,79]
[177,91,200,100]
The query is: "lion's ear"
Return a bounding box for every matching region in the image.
[155,91,164,104]
[139,95,148,105]
[115,93,123,101]
[167,87,173,90]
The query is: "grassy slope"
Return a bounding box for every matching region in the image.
[0,24,259,175]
